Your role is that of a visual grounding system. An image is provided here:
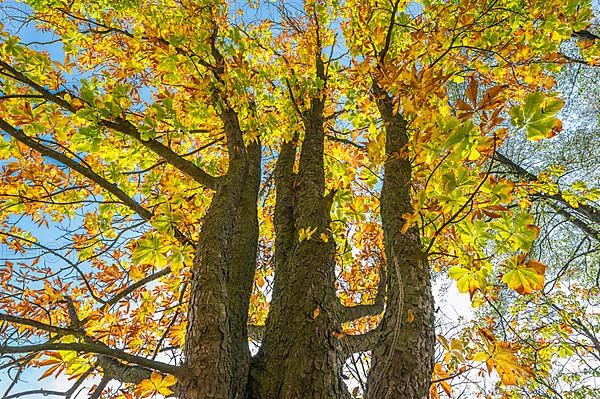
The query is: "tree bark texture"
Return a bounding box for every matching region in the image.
[179,70,434,399]
[180,108,256,399]
[249,92,344,398]
[366,86,436,399]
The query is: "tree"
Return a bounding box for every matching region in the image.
[0,0,598,398]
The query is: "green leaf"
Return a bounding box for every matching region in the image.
[132,234,168,267]
[509,93,564,140]
[448,266,486,296]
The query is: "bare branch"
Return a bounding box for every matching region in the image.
[97,356,153,384]
[338,260,387,323]
[0,313,77,336]
[494,151,600,239]
[339,326,381,357]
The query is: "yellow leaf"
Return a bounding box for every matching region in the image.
[501,255,546,295]
[38,363,62,380]
[490,342,533,385]
[429,384,440,399]
[448,266,485,296]
[298,226,317,242]
[298,227,317,242]
[298,228,307,242]
[431,363,452,397]
[312,307,321,320]
[158,374,177,395]
[136,372,176,397]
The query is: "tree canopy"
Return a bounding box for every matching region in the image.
[0,0,598,398]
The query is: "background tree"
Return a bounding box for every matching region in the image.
[0,0,597,398]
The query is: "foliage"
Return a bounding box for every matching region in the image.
[0,0,598,398]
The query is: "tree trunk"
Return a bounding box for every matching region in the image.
[180,109,252,399]
[227,140,262,399]
[366,86,436,399]
[249,93,344,398]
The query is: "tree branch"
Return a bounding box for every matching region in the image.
[105,267,172,308]
[100,119,220,189]
[0,118,150,219]
[247,324,265,341]
[0,60,219,191]
[0,313,77,337]
[338,260,387,323]
[494,151,600,239]
[97,357,181,396]
[97,356,152,384]
[0,341,181,376]
[3,389,66,399]
[0,118,193,246]
[572,30,599,41]
[338,326,381,357]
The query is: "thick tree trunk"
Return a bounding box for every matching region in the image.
[249,95,343,398]
[227,140,262,398]
[180,109,252,399]
[366,87,436,399]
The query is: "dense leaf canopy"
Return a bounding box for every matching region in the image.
[0,0,598,398]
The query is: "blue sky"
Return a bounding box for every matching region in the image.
[0,2,102,395]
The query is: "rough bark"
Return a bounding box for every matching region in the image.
[271,136,298,300]
[227,139,262,399]
[366,86,436,399]
[180,107,250,399]
[249,90,343,397]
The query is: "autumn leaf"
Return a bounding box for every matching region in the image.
[501,254,546,295]
[448,266,487,296]
[465,79,479,105]
[132,234,168,267]
[488,342,533,385]
[0,0,596,396]
[135,372,177,397]
[431,363,452,398]
[298,226,317,242]
[475,330,533,385]
[476,85,507,110]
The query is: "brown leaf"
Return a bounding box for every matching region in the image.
[478,85,507,110]
[466,79,479,105]
[456,99,473,111]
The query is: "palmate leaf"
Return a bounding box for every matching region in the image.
[501,254,546,295]
[448,265,488,297]
[475,342,534,385]
[132,233,168,267]
[135,371,177,397]
[475,329,534,386]
[509,92,564,141]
